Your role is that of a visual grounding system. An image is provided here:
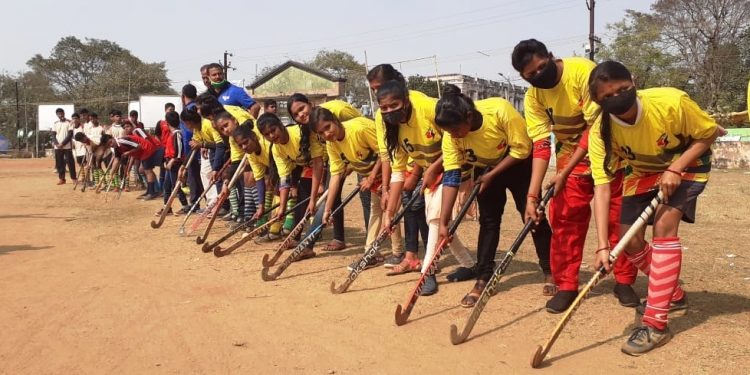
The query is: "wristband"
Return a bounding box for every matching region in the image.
[595,247,610,254]
[665,168,682,176]
[527,194,539,200]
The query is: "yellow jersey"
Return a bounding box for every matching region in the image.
[375,90,431,161]
[320,100,362,122]
[224,105,259,162]
[589,88,717,196]
[327,117,379,176]
[272,124,325,178]
[375,93,442,173]
[191,118,224,146]
[524,57,599,174]
[442,98,531,176]
[246,136,272,180]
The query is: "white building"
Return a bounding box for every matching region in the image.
[427,74,526,114]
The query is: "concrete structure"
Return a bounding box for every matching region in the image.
[714,128,750,169]
[246,61,347,122]
[427,74,526,113]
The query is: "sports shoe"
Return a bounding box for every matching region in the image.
[143,194,159,201]
[383,253,404,269]
[56,179,66,185]
[421,274,438,296]
[446,265,478,282]
[137,192,149,200]
[175,206,191,215]
[613,283,640,307]
[621,325,673,356]
[635,296,688,317]
[347,254,384,271]
[255,232,281,244]
[222,213,236,221]
[545,290,578,313]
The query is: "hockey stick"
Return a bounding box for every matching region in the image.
[262,187,358,267]
[94,155,115,194]
[116,156,135,200]
[211,199,305,257]
[202,201,281,253]
[260,189,334,281]
[73,152,88,191]
[196,157,247,245]
[450,187,554,344]
[151,150,197,229]
[81,152,94,193]
[330,189,421,294]
[394,173,485,326]
[179,159,231,236]
[530,192,663,368]
[258,193,325,264]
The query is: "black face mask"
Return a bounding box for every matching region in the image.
[526,56,559,89]
[383,105,410,126]
[600,87,636,115]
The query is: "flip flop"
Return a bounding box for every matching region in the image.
[386,258,421,276]
[324,239,347,252]
[543,283,559,296]
[460,280,488,308]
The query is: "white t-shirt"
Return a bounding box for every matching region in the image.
[72,125,87,157]
[52,119,72,150]
[86,125,104,145]
[110,124,125,138]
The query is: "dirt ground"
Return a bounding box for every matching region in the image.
[1,158,748,375]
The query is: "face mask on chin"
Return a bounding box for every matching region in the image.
[210,79,227,89]
[600,87,636,115]
[526,56,559,89]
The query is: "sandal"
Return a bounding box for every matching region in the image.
[542,275,558,296]
[386,258,421,276]
[323,239,347,252]
[293,247,316,262]
[154,207,172,216]
[460,280,488,308]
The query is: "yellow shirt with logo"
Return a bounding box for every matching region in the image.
[327,117,379,176]
[321,100,362,121]
[225,105,258,162]
[442,98,531,176]
[589,87,717,196]
[192,118,224,146]
[272,125,325,179]
[246,136,272,180]
[375,93,442,173]
[524,57,599,174]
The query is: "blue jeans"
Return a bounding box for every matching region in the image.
[402,180,428,255]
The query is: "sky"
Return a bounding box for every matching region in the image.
[0,0,656,91]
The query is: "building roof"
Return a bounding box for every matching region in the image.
[247,60,346,90]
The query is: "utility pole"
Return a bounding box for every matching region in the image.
[15,81,20,151]
[586,0,600,61]
[223,51,234,80]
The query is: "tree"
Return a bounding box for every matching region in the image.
[27,36,175,115]
[599,10,689,90]
[0,71,56,150]
[652,0,750,110]
[406,75,444,99]
[307,50,369,106]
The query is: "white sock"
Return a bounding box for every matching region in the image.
[421,220,475,273]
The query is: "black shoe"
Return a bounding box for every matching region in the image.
[614,283,640,307]
[446,265,478,282]
[143,194,159,201]
[421,274,438,296]
[546,290,578,313]
[635,296,688,317]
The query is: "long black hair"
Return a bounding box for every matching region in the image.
[434,84,479,130]
[309,106,340,134]
[249,113,280,186]
[376,80,410,160]
[588,60,633,177]
[286,93,312,163]
[366,64,406,85]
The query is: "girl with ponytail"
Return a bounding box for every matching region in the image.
[588,60,719,355]
[434,84,553,306]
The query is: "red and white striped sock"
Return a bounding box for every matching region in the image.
[627,242,685,302]
[642,237,683,330]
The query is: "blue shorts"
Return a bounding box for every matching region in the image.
[142,147,164,169]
